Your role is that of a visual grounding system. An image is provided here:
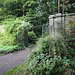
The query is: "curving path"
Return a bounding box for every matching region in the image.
[0,46,36,75]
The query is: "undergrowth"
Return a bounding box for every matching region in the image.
[0,45,24,54]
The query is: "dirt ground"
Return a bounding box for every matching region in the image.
[0,46,36,75]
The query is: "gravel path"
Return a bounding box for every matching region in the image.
[0,46,36,75]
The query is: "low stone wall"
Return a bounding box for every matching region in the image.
[65,15,75,36]
[49,13,75,35]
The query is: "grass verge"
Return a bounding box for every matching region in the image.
[0,54,4,56]
[2,61,29,75]
[0,45,24,54]
[0,44,35,55]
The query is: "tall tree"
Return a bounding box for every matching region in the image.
[61,0,71,14]
[58,0,60,13]
[0,0,56,36]
[69,0,75,13]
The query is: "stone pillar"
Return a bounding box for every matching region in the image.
[17,21,28,47]
[54,13,62,34]
[49,13,64,35]
[49,15,54,35]
[17,29,28,47]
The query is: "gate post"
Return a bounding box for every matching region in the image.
[49,13,65,35]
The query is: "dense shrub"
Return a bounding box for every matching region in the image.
[0,19,21,46]
[26,35,71,75]
[28,31,37,44]
[67,20,75,57]
[27,54,70,75]
[0,19,32,46]
[0,19,33,53]
[0,33,3,37]
[36,34,68,57]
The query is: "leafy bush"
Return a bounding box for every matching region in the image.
[0,19,21,46]
[70,56,75,68]
[0,18,34,54]
[27,54,70,75]
[67,20,75,57]
[36,34,68,57]
[28,31,37,44]
[0,18,32,46]
[26,35,71,75]
[17,21,32,31]
[0,33,3,37]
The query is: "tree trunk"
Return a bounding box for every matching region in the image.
[62,1,65,14]
[23,5,24,16]
[58,0,60,13]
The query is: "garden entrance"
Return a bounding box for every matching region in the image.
[49,13,75,35]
